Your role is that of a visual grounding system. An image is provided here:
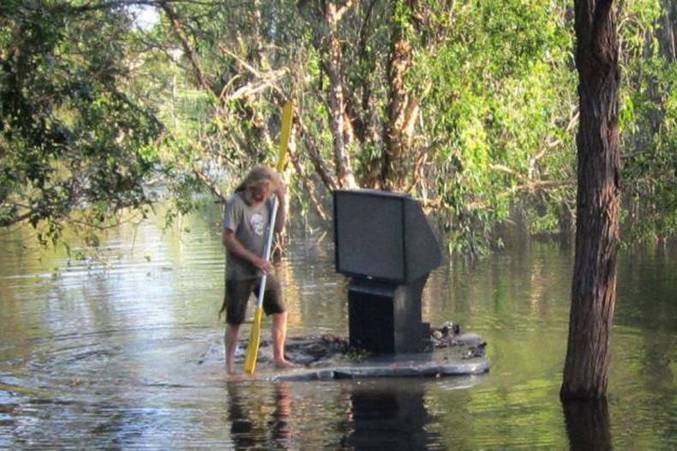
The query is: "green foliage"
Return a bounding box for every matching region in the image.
[0,1,162,243]
[408,0,577,255]
[617,0,677,241]
[1,0,674,254]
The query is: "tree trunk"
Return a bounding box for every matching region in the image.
[287,137,329,222]
[660,0,675,61]
[558,201,574,245]
[382,0,419,192]
[561,0,621,401]
[325,2,357,189]
[298,115,338,191]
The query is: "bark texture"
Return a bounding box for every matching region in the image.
[382,0,419,192]
[325,2,357,189]
[561,0,621,401]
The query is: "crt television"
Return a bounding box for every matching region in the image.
[333,189,441,284]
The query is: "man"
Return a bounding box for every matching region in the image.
[220,166,295,374]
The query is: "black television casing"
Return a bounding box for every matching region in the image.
[333,189,442,284]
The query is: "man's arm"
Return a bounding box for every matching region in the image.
[223,229,271,272]
[273,183,287,234]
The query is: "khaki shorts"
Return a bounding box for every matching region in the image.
[224,275,285,325]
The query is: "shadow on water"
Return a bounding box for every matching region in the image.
[562,399,612,451]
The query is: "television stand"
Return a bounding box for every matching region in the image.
[347,275,431,354]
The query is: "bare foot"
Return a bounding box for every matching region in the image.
[274,359,298,370]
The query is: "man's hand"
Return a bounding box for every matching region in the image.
[224,229,271,272]
[252,255,272,273]
[273,182,287,201]
[272,181,287,234]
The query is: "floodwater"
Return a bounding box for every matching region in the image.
[0,205,674,449]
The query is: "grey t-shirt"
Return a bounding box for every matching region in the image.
[223,192,274,280]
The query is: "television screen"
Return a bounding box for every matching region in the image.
[333,190,441,283]
[334,190,405,281]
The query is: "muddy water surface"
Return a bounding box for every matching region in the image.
[0,206,675,449]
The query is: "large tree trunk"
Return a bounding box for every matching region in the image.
[325,2,357,189]
[561,0,621,401]
[382,0,419,192]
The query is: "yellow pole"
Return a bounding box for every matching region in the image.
[244,101,293,375]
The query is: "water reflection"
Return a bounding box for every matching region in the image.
[224,380,444,450]
[226,382,264,449]
[0,205,675,449]
[562,399,612,451]
[270,382,293,447]
[342,381,442,450]
[226,382,293,449]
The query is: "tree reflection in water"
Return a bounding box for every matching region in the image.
[562,398,612,451]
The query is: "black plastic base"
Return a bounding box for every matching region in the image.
[347,275,430,354]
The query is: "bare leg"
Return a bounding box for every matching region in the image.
[225,323,241,375]
[272,312,296,369]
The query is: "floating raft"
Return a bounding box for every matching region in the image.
[247,329,490,382]
[270,357,489,382]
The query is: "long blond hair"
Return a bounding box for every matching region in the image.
[235,166,281,193]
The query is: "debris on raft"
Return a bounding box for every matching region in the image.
[429,321,487,359]
[283,334,351,365]
[267,322,489,382]
[230,321,487,369]
[243,334,356,367]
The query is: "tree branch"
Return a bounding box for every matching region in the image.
[0,211,31,227]
[287,139,329,221]
[66,0,227,14]
[159,1,213,93]
[297,116,338,191]
[192,168,226,202]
